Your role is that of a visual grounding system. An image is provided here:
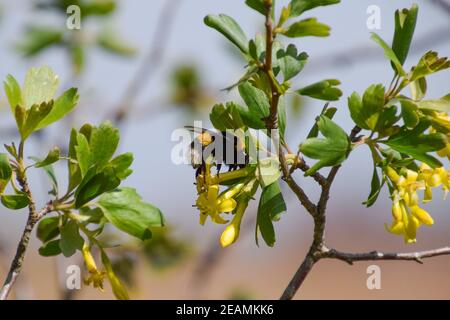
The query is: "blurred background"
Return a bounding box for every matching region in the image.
[0,0,449,300]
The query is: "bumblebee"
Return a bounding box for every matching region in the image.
[186,126,249,177]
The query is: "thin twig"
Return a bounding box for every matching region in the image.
[0,173,53,300]
[321,246,450,265]
[112,0,182,125]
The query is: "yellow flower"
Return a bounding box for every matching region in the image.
[385,201,420,244]
[82,243,106,291]
[220,201,246,248]
[196,184,238,225]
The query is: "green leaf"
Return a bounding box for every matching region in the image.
[89,122,120,170]
[210,102,245,131]
[23,66,59,109]
[363,166,384,207]
[278,95,287,140]
[307,106,337,138]
[108,153,134,180]
[361,84,385,130]
[4,75,23,113]
[29,156,58,195]
[75,133,92,177]
[276,44,308,81]
[238,82,270,122]
[409,51,450,82]
[370,33,405,76]
[204,14,248,54]
[296,79,342,101]
[16,26,63,56]
[348,92,366,129]
[281,18,330,38]
[74,167,121,208]
[410,77,427,101]
[98,187,164,241]
[38,239,62,257]
[385,120,447,168]
[21,101,54,140]
[391,4,418,65]
[59,220,84,257]
[245,0,266,15]
[300,116,350,175]
[414,94,450,112]
[1,193,29,210]
[37,216,60,243]
[35,147,60,168]
[257,157,281,188]
[35,88,79,130]
[400,99,419,128]
[290,0,340,17]
[0,153,12,194]
[70,44,85,75]
[98,28,137,56]
[67,128,82,192]
[256,181,286,247]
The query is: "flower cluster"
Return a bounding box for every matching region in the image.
[385,164,450,243]
[194,163,256,247]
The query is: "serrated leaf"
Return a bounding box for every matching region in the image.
[276,44,308,81]
[296,79,342,101]
[210,102,245,131]
[307,106,337,138]
[98,187,164,241]
[21,101,53,140]
[36,88,79,130]
[300,116,350,175]
[360,84,386,130]
[256,181,286,247]
[23,66,59,109]
[281,18,330,38]
[409,51,450,82]
[89,122,120,170]
[108,153,134,180]
[204,14,248,54]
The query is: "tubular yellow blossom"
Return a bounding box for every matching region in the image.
[82,243,106,291]
[410,205,434,226]
[220,200,246,248]
[386,166,400,184]
[196,184,238,225]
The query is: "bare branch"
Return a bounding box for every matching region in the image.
[321,246,450,265]
[112,0,182,125]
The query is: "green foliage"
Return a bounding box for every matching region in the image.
[281,18,330,38]
[0,66,164,299]
[98,188,165,241]
[204,14,248,54]
[257,181,286,247]
[289,0,340,17]
[300,116,350,175]
[296,79,342,101]
[391,4,418,66]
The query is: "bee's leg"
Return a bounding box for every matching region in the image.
[195,167,202,178]
[217,163,222,175]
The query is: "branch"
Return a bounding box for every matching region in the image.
[0,173,53,300]
[280,126,360,300]
[321,246,450,265]
[112,0,182,125]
